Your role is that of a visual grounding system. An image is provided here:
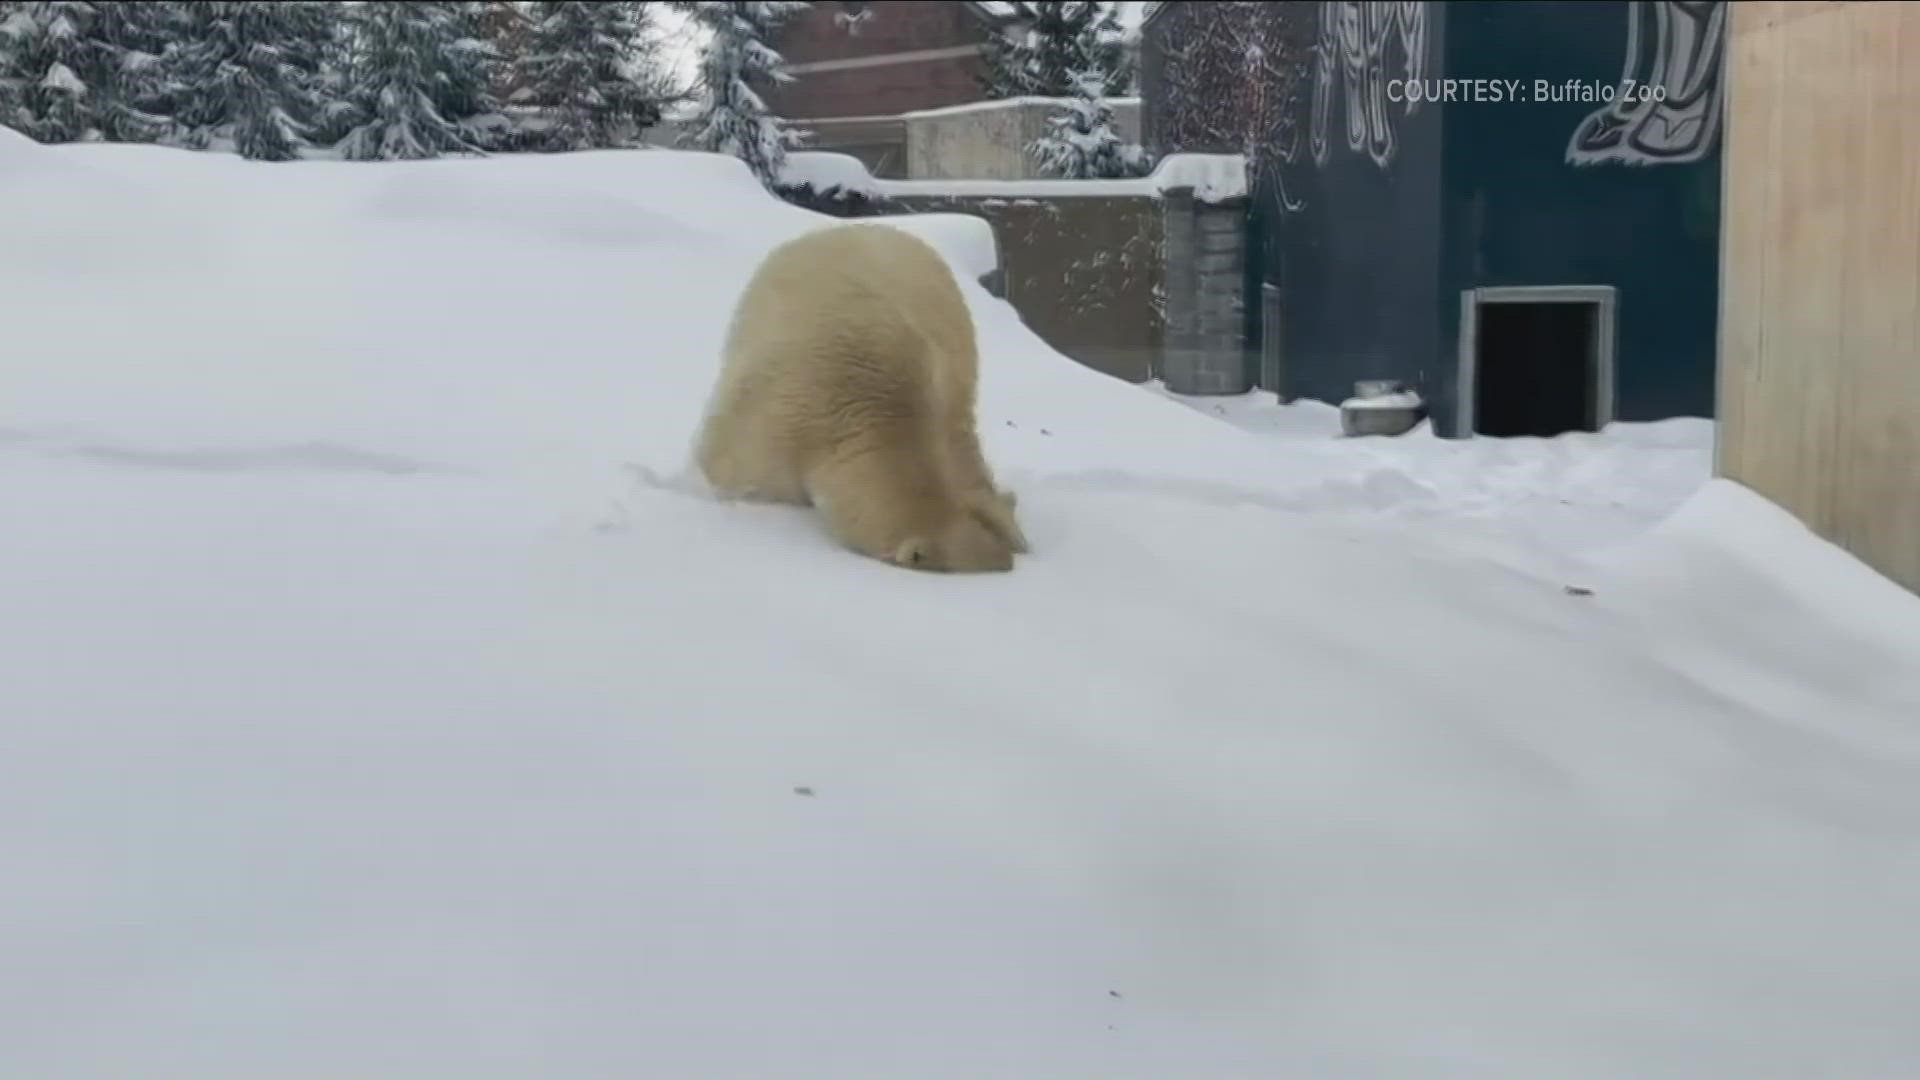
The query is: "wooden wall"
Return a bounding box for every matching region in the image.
[1718,1,1920,593]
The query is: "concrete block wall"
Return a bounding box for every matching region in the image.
[773,153,1252,392]
[902,97,1144,181]
[1159,189,1250,395]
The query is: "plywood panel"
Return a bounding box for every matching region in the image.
[1714,0,1773,483]
[1717,0,1920,593]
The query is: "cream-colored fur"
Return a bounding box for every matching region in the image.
[694,222,1028,573]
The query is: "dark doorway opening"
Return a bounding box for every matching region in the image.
[1462,286,1615,438]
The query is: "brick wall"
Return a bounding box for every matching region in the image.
[772,59,994,120]
[774,1,984,64]
[765,1,1000,120]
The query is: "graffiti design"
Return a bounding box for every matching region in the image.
[1148,2,1317,215]
[1309,1,1430,169]
[1567,1,1726,166]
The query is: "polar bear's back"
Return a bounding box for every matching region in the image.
[708,223,978,450]
[732,224,970,351]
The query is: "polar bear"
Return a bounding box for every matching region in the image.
[694,222,1028,573]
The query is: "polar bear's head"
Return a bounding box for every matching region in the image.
[890,514,1015,573]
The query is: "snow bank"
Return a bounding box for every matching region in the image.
[1145,385,1723,559]
[782,149,1249,203]
[5,138,1920,1079]
[878,211,1000,279]
[1602,478,1920,646]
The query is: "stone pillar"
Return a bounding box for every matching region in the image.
[1159,189,1250,395]
[1159,187,1197,384]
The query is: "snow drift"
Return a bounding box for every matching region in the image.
[3,141,1920,1080]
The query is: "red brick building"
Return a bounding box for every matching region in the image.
[764,1,1026,177]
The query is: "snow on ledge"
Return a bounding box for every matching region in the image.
[777,151,881,199]
[778,152,1249,204]
[1341,391,1425,411]
[898,95,1144,121]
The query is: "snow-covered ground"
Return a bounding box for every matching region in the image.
[5,130,1920,1078]
[1147,384,1718,560]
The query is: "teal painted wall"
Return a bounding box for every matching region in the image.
[1436,0,1724,433]
[1246,2,1449,413]
[1153,1,1729,435]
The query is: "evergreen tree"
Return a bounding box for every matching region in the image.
[975,4,1027,99]
[979,1,1129,99]
[160,2,341,161]
[476,0,533,106]
[0,1,112,142]
[0,1,13,91]
[0,2,207,147]
[306,8,358,149]
[673,1,809,186]
[90,1,178,142]
[1029,67,1149,179]
[336,1,504,160]
[516,0,669,151]
[433,1,509,140]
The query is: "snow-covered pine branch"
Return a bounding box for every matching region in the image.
[979,1,1130,99]
[512,0,674,152]
[1029,67,1151,179]
[673,1,809,186]
[0,2,90,142]
[335,1,505,161]
[158,1,343,161]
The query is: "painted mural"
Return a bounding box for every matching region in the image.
[1142,1,1429,213]
[1309,1,1431,170]
[1566,1,1727,166]
[1140,1,1317,214]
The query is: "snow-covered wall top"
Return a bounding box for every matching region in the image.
[778,152,885,199]
[779,151,1248,204]
[875,214,1002,283]
[899,95,1145,121]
